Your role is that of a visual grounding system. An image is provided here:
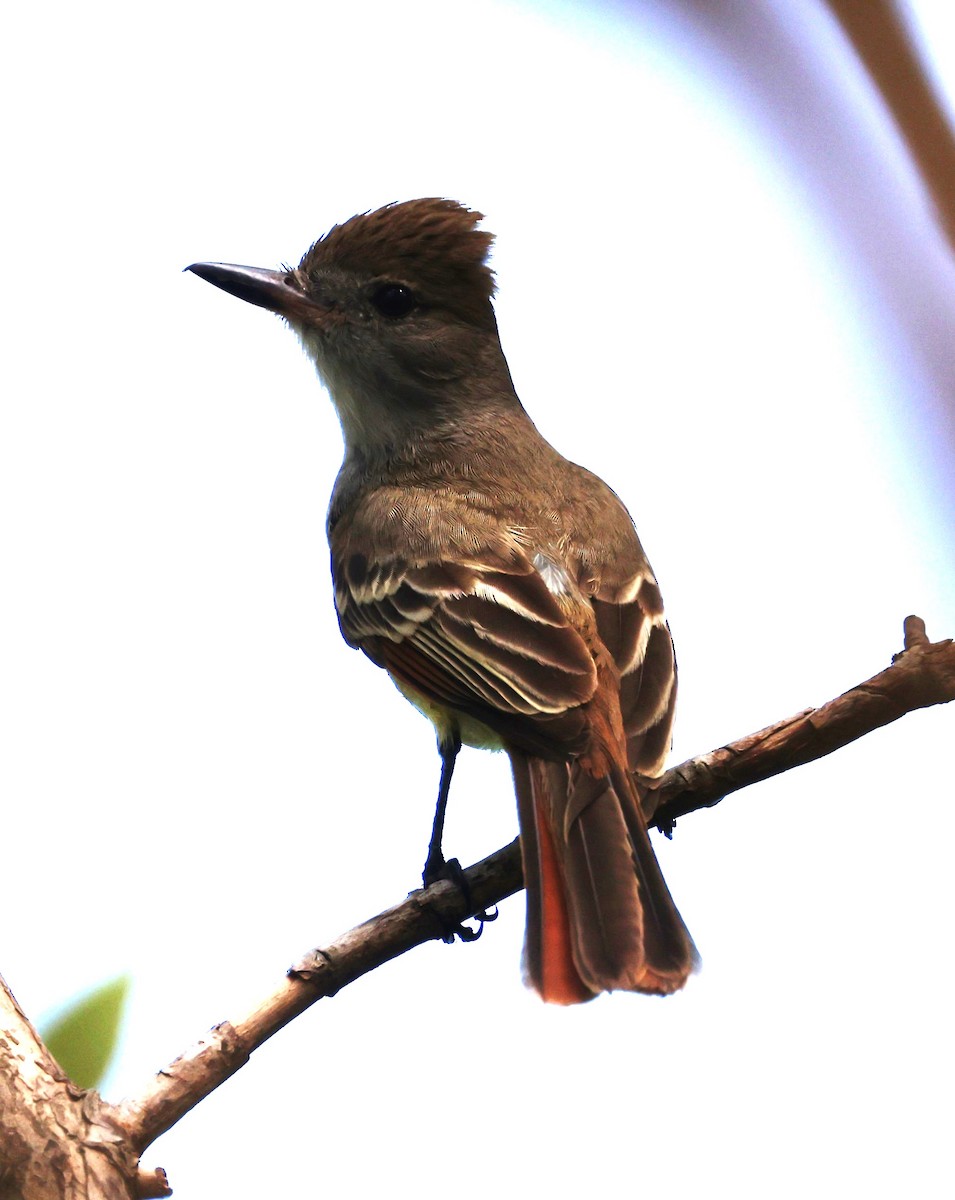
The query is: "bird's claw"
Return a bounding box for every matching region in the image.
[452,906,499,943]
[420,857,498,943]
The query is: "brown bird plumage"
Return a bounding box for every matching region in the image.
[187,199,698,1001]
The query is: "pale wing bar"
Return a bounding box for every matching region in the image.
[590,572,676,778]
[336,555,598,721]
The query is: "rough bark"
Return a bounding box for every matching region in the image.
[0,975,154,1200]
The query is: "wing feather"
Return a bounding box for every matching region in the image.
[335,554,599,733]
[592,573,676,777]
[334,500,675,772]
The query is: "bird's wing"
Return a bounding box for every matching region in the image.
[333,549,600,756]
[589,567,676,778]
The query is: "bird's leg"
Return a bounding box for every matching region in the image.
[422,730,461,888]
[421,731,498,943]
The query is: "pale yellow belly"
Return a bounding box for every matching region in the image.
[389,673,506,751]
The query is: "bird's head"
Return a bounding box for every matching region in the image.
[187,199,516,456]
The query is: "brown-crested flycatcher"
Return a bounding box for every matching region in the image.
[187,199,698,1002]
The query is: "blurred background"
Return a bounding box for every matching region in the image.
[2,1,952,1195]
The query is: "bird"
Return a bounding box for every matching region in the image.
[187,198,698,1003]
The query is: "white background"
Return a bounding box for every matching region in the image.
[2,1,952,1196]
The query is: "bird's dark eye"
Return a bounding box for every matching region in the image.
[370,283,416,318]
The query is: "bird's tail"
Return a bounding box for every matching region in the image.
[511,749,698,1003]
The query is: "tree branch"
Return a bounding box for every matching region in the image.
[113,615,952,1161]
[113,842,523,1154]
[823,0,955,254]
[646,615,954,829]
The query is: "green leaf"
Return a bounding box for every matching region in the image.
[42,975,130,1089]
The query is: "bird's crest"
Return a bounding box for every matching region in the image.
[299,198,497,328]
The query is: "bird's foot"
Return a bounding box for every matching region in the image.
[421,855,498,944]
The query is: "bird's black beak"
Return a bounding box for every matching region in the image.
[185,262,322,323]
